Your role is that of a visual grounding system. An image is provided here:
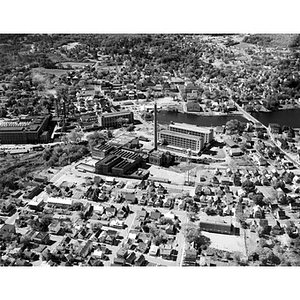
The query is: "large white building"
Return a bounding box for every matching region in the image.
[158,122,213,154]
[168,122,214,144]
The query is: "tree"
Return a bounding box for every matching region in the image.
[159,217,174,226]
[258,247,281,266]
[127,124,135,132]
[242,179,256,194]
[107,130,113,138]
[0,108,8,117]
[71,202,84,211]
[225,119,245,134]
[148,224,168,246]
[86,131,105,148]
[67,129,84,144]
[251,193,265,207]
[182,222,210,249]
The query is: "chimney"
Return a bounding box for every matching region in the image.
[154,100,158,150]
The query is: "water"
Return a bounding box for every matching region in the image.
[251,109,300,128]
[157,111,247,127]
[157,109,300,128]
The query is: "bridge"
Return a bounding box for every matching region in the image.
[234,101,300,168]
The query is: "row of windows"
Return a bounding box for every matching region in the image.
[170,127,203,137]
[159,133,202,151]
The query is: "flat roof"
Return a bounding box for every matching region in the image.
[93,143,114,151]
[102,110,132,117]
[110,135,136,145]
[0,127,25,131]
[170,123,212,134]
[159,130,202,141]
[47,197,73,205]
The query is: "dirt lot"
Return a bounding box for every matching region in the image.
[202,231,247,256]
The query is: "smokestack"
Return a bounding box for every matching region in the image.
[154,100,158,150]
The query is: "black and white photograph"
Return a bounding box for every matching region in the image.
[1,1,299,299]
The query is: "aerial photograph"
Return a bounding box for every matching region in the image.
[1,32,300,268]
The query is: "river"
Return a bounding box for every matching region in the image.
[251,109,300,128]
[157,111,247,127]
[157,109,300,128]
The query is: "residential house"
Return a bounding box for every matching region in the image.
[106,206,117,218]
[30,231,50,244]
[149,244,159,256]
[269,123,281,134]
[160,249,172,261]
[113,257,125,266]
[117,207,128,220]
[0,200,16,217]
[290,202,300,211]
[271,222,284,235]
[150,210,161,222]
[110,219,125,229]
[48,220,61,235]
[125,251,136,265]
[105,229,118,245]
[117,247,128,259]
[184,248,197,266]
[138,195,147,206]
[136,210,148,221]
[136,242,148,254]
[134,254,146,266]
[276,210,286,220]
[165,224,176,235]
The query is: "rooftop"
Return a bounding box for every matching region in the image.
[169,122,213,134]
[159,130,202,141]
[101,110,132,118]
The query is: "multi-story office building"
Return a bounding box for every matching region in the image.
[0,115,51,144]
[99,110,134,128]
[158,130,204,154]
[168,122,214,144]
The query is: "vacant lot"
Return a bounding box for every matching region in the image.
[202,231,247,256]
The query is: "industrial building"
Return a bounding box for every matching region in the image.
[168,122,214,144]
[95,148,147,179]
[158,122,214,154]
[148,150,174,167]
[0,115,51,144]
[99,110,134,128]
[91,143,115,159]
[158,130,204,154]
[109,134,139,149]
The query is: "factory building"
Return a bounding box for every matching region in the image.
[95,148,147,179]
[91,143,115,159]
[0,115,51,144]
[99,110,134,128]
[148,150,174,167]
[168,122,214,144]
[158,130,204,154]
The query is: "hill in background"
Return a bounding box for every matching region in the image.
[243,34,300,48]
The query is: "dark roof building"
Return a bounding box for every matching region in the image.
[0,115,51,144]
[200,221,240,236]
